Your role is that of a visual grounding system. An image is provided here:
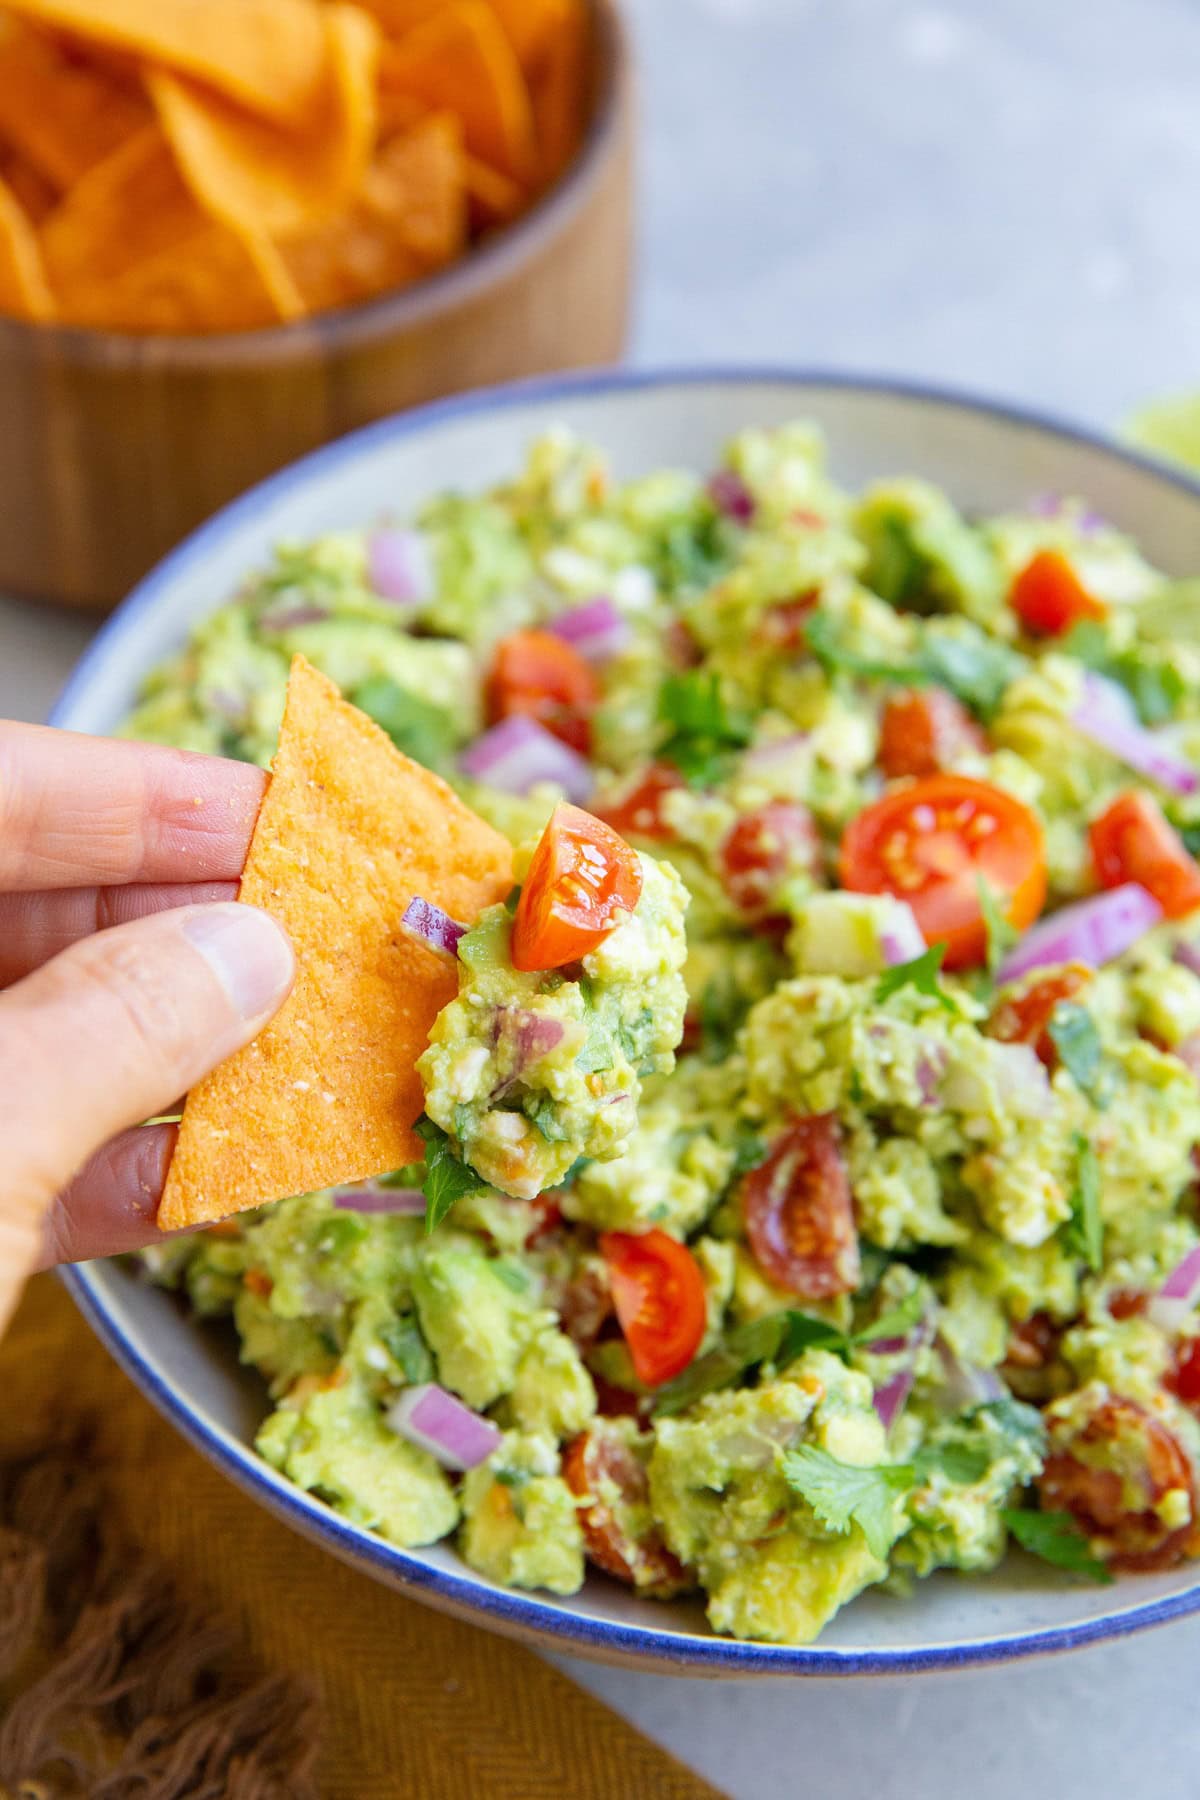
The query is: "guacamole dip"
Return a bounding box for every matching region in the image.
[131,423,1200,1644]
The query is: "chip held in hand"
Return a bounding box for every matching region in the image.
[158,654,513,1230]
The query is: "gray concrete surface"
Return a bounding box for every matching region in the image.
[4,0,1200,1791]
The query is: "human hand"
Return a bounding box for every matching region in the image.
[0,721,294,1332]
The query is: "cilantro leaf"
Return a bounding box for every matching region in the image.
[781,1446,911,1560]
[414,1118,485,1233]
[652,1309,845,1417]
[977,876,1018,981]
[1047,1003,1111,1107]
[854,1288,926,1346]
[804,609,927,684]
[351,677,457,771]
[652,510,731,595]
[728,1125,767,1181]
[920,630,1020,717]
[380,1318,433,1384]
[1061,623,1187,727]
[1062,1133,1103,1272]
[912,1441,992,1485]
[657,672,753,788]
[875,943,955,1012]
[972,1396,1048,1456]
[1001,1508,1113,1582]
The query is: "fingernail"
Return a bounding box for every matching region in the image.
[182,904,294,1023]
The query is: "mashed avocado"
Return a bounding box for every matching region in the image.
[134,422,1200,1644]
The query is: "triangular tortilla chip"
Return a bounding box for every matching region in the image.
[380,1,534,180]
[0,20,151,190]
[149,4,380,239]
[279,113,466,313]
[1,0,329,126]
[159,655,513,1229]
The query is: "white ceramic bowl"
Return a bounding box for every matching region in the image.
[53,369,1200,1675]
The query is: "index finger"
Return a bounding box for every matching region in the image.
[0,722,266,890]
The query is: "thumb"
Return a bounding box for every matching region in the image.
[0,901,293,1327]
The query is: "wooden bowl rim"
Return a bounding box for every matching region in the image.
[1,0,630,371]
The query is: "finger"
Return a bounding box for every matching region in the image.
[0,721,265,891]
[0,881,238,986]
[0,902,293,1328]
[37,1125,184,1266]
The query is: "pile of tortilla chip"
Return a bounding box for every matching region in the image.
[0,0,591,332]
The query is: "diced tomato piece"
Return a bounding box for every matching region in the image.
[1170,1338,1200,1406]
[718,801,823,921]
[511,804,643,972]
[1039,1391,1198,1572]
[1089,790,1200,920]
[1000,1312,1064,1403]
[840,774,1047,970]
[878,687,987,780]
[556,1260,613,1351]
[599,1229,707,1388]
[486,628,600,754]
[244,1267,273,1299]
[597,762,683,841]
[563,1424,691,1593]
[740,1114,860,1300]
[987,963,1092,1068]
[1010,549,1108,636]
[759,592,819,650]
[664,617,703,671]
[1107,1289,1148,1321]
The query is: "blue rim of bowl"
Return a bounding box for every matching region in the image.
[52,364,1200,1675]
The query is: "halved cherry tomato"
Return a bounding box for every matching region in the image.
[1039,1392,1198,1572]
[563,1424,691,1593]
[740,1114,860,1299]
[987,962,1092,1068]
[511,804,643,972]
[486,629,600,754]
[1010,548,1108,636]
[597,762,683,842]
[718,801,822,921]
[1089,790,1200,920]
[878,687,987,780]
[599,1229,707,1388]
[839,774,1047,970]
[1170,1338,1200,1407]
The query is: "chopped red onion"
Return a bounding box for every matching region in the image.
[334,1185,426,1215]
[258,598,331,633]
[879,904,926,967]
[489,1008,566,1098]
[548,596,630,664]
[940,1040,1052,1119]
[915,1042,948,1106]
[399,896,466,962]
[707,469,755,522]
[1072,673,1198,796]
[1146,1244,1200,1333]
[459,715,594,803]
[742,733,811,772]
[204,686,248,722]
[368,528,433,606]
[1172,939,1200,979]
[934,1338,1007,1411]
[873,1314,935,1431]
[386,1383,501,1470]
[996,883,1163,984]
[1027,494,1106,533]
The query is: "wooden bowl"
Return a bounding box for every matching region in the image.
[0,0,633,612]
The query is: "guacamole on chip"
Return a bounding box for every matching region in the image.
[131,423,1200,1644]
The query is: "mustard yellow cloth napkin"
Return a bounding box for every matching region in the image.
[3,1275,724,1800]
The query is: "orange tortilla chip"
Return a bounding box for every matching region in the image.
[158,655,513,1229]
[150,4,381,239]
[529,0,588,183]
[484,0,575,71]
[0,173,52,318]
[0,150,56,224]
[41,126,208,292]
[0,21,151,190]
[381,1,534,179]
[356,0,449,33]
[280,112,466,312]
[1,0,329,125]
[56,222,302,333]
[464,153,524,228]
